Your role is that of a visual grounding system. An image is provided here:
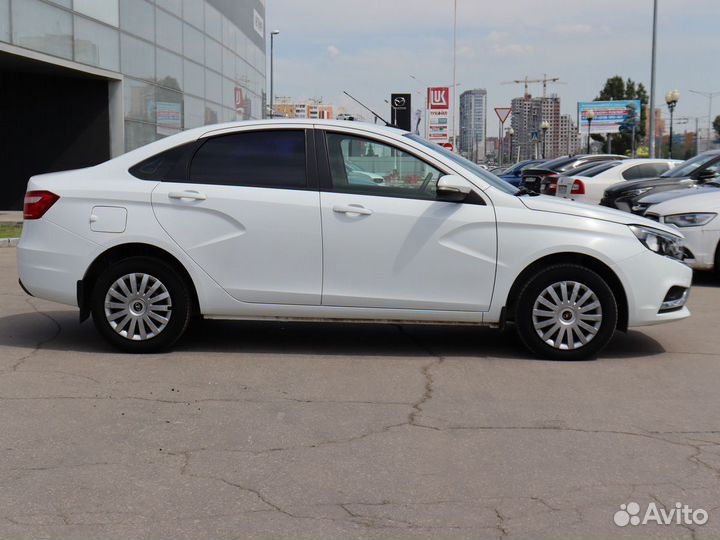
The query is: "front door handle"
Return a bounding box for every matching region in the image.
[332,204,372,216]
[168,190,207,201]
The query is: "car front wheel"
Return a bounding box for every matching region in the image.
[515,264,618,360]
[91,257,192,353]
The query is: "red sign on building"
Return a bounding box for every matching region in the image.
[428,87,450,110]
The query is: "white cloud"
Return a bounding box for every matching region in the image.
[327,45,341,59]
[551,23,592,35]
[490,42,534,57]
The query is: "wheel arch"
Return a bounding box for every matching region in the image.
[79,243,200,322]
[503,252,628,331]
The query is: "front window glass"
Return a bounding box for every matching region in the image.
[327,133,442,199]
[405,134,518,194]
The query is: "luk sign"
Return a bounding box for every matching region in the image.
[427,87,450,143]
[390,93,412,132]
[428,87,450,110]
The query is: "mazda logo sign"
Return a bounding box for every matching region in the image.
[393,97,406,107]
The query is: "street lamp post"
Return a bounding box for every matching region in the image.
[269,30,280,119]
[586,109,595,154]
[649,0,658,157]
[541,120,550,159]
[665,89,680,158]
[508,127,514,164]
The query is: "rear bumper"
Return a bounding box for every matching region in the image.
[17,220,97,307]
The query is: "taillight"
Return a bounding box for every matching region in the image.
[571,180,585,195]
[23,191,60,220]
[544,177,558,194]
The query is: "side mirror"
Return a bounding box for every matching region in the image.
[436,175,473,202]
[697,169,718,181]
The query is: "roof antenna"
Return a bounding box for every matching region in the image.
[342,91,399,128]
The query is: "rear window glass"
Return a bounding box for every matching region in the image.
[188,130,307,188]
[129,142,195,181]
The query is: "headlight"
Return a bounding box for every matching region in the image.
[629,225,684,259]
[663,213,717,228]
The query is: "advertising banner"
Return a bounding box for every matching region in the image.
[427,87,450,143]
[156,101,182,136]
[577,100,642,134]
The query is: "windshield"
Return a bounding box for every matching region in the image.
[662,153,718,178]
[535,155,577,172]
[405,134,518,194]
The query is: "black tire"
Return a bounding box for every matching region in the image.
[91,256,191,353]
[515,264,618,361]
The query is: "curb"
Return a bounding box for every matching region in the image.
[0,238,19,248]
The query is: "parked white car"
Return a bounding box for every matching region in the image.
[556,159,681,204]
[645,189,720,271]
[18,120,691,360]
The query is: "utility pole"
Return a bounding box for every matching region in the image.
[649,0,658,157]
[269,30,280,119]
[452,0,457,151]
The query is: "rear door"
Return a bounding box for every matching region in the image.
[151,127,322,305]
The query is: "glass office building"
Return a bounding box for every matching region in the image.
[0,0,266,209]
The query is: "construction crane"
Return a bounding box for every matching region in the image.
[501,75,565,98]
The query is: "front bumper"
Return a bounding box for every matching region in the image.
[667,226,719,271]
[611,249,692,327]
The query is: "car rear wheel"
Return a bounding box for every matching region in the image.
[91,257,191,353]
[515,264,618,360]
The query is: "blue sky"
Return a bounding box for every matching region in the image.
[265,0,719,138]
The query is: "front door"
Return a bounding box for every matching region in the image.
[318,130,497,311]
[151,128,322,305]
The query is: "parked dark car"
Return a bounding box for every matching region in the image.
[600,150,720,214]
[497,159,546,187]
[520,154,627,194]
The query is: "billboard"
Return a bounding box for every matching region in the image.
[577,100,642,134]
[390,93,412,131]
[427,87,450,143]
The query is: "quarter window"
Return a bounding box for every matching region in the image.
[325,133,442,199]
[129,142,195,181]
[189,130,307,188]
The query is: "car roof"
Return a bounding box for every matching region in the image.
[110,119,410,168]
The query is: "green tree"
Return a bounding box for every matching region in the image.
[713,115,720,140]
[591,76,648,155]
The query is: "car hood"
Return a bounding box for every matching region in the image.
[647,189,720,216]
[519,194,680,235]
[638,184,720,205]
[603,175,690,196]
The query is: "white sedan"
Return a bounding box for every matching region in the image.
[556,158,681,204]
[645,189,720,271]
[17,120,691,360]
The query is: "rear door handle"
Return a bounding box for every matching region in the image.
[168,190,207,201]
[332,204,372,216]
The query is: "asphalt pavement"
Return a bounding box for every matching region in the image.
[1,246,719,539]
